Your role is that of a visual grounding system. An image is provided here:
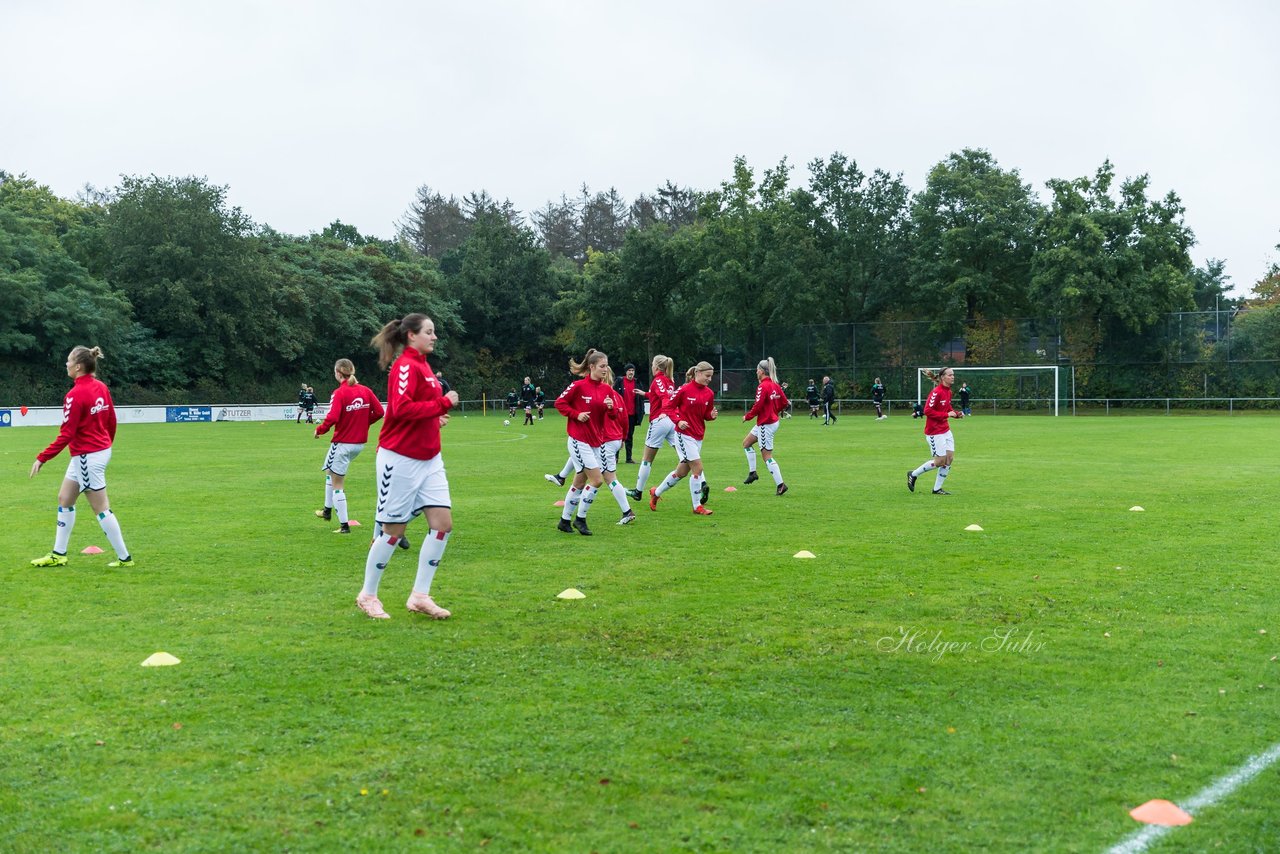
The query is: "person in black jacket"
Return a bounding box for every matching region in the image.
[871,377,886,420]
[613,363,647,463]
[821,376,837,425]
[296,384,308,424]
[805,379,820,419]
[302,386,318,424]
[534,387,546,419]
[520,376,537,425]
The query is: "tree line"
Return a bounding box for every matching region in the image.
[2,148,1276,406]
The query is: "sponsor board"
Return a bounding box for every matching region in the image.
[166,406,212,423]
[215,407,255,422]
[0,409,10,427]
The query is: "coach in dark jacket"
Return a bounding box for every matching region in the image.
[614,363,647,463]
[822,376,837,425]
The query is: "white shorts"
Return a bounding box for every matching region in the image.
[752,421,779,452]
[599,439,623,473]
[643,415,677,450]
[321,442,365,476]
[674,432,702,462]
[375,447,451,524]
[926,431,955,457]
[567,438,602,473]
[64,448,111,492]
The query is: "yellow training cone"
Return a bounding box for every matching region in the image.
[964,524,984,532]
[556,588,586,600]
[141,652,181,667]
[1130,506,1145,512]
[794,550,816,559]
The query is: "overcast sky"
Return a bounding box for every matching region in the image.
[3,0,1276,293]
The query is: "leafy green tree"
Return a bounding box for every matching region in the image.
[910,149,1041,323]
[580,186,628,254]
[533,194,583,263]
[399,185,468,258]
[806,153,912,322]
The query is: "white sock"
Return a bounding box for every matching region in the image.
[912,461,938,478]
[54,505,76,554]
[562,487,581,520]
[413,529,449,595]
[689,473,703,508]
[744,447,757,472]
[362,534,398,597]
[324,475,333,509]
[576,485,596,518]
[559,459,574,480]
[333,489,348,524]
[609,480,630,512]
[97,510,129,559]
[765,457,783,487]
[635,460,652,492]
[934,466,950,490]
[655,471,681,497]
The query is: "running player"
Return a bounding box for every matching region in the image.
[649,362,718,515]
[806,379,820,418]
[872,377,887,420]
[356,313,460,620]
[907,367,963,496]
[741,357,789,495]
[554,349,614,536]
[627,354,678,502]
[314,358,384,534]
[29,346,133,568]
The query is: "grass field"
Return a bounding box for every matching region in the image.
[1,411,1277,852]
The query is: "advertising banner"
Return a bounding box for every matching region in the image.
[165,406,212,423]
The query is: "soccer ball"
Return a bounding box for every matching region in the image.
[503,419,510,426]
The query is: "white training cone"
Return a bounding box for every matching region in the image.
[141,652,181,667]
[794,550,816,559]
[964,524,984,532]
[81,545,104,554]
[556,588,586,600]
[1130,506,1145,512]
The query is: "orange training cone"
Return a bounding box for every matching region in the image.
[1129,799,1193,826]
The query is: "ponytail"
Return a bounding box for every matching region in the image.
[335,358,357,386]
[757,357,778,383]
[371,313,430,371]
[569,348,607,378]
[651,354,674,378]
[69,345,103,375]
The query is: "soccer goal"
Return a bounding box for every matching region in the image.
[916,365,1060,416]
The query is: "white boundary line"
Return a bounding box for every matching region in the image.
[1106,741,1280,853]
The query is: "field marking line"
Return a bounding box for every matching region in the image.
[1106,740,1280,854]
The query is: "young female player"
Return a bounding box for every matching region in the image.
[741,357,789,495]
[29,346,133,568]
[649,362,718,515]
[314,358,384,534]
[907,367,963,495]
[871,377,887,420]
[356,313,460,620]
[553,349,614,536]
[627,354,678,502]
[546,366,635,526]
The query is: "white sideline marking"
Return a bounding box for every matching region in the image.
[1106,741,1280,854]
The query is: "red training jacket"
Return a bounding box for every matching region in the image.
[744,378,789,427]
[38,374,116,463]
[924,384,954,436]
[603,386,627,442]
[556,377,611,447]
[316,382,385,445]
[670,381,717,440]
[646,371,676,422]
[377,348,452,460]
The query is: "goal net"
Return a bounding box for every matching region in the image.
[916,365,1060,416]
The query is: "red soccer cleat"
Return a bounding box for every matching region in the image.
[649,487,660,511]
[693,505,714,516]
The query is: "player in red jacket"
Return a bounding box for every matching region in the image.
[907,367,963,495]
[554,349,616,536]
[356,314,460,621]
[314,358,385,534]
[628,354,678,502]
[650,361,718,515]
[29,346,133,568]
[741,357,790,495]
[545,365,636,526]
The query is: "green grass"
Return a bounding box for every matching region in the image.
[1,413,1277,852]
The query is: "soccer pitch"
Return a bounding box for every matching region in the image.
[1,413,1277,851]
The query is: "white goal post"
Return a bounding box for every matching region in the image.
[916,365,1060,416]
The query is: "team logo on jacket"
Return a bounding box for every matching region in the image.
[397,364,411,395]
[90,397,110,415]
[345,397,368,412]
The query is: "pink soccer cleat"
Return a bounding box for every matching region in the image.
[356,593,390,620]
[406,592,451,619]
